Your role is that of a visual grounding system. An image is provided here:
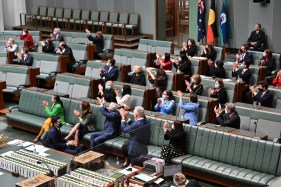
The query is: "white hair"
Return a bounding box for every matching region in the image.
[108,102,118,111]
[134,106,145,118]
[55,28,60,33]
[225,103,235,112]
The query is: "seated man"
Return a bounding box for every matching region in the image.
[246,23,266,51]
[46,116,78,155]
[249,81,274,107]
[85,29,104,60]
[214,103,240,129]
[97,81,117,103]
[235,45,253,64]
[55,41,76,73]
[100,59,118,82]
[232,60,252,85]
[50,28,64,42]
[119,106,150,167]
[90,98,121,149]
[16,47,33,66]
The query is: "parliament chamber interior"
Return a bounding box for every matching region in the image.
[0,0,281,186]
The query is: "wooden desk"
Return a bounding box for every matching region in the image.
[232,129,268,140]
[202,123,235,133]
[0,81,6,110]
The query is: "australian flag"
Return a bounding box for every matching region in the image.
[197,0,206,42]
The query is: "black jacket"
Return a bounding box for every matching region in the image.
[216,111,240,129]
[232,68,252,85]
[247,30,266,46]
[210,67,226,79]
[130,72,146,86]
[210,88,228,105]
[87,35,104,53]
[254,90,274,107]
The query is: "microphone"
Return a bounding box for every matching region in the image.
[37,161,54,177]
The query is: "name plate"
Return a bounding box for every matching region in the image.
[16,174,54,187]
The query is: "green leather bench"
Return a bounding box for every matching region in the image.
[249,50,281,69]
[138,39,174,54]
[0,52,9,65]
[30,52,69,88]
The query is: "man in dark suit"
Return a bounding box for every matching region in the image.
[56,41,76,73]
[232,60,252,85]
[120,106,150,166]
[46,116,78,154]
[16,47,33,66]
[250,81,274,107]
[247,23,266,51]
[100,59,119,82]
[50,28,64,42]
[90,97,121,149]
[85,29,104,60]
[214,103,240,129]
[235,45,253,64]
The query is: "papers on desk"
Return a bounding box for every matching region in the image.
[118,167,138,175]
[1,150,14,157]
[223,79,233,82]
[7,139,23,146]
[0,172,4,176]
[22,141,33,147]
[133,173,157,183]
[25,144,49,154]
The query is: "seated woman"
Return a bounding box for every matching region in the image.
[259,49,276,77]
[129,65,146,86]
[201,44,217,75]
[173,52,192,75]
[155,53,172,70]
[161,120,186,164]
[42,38,55,54]
[184,74,203,95]
[65,101,95,145]
[20,28,34,51]
[209,78,228,107]
[115,84,131,110]
[154,90,175,115]
[34,95,65,142]
[146,68,167,97]
[4,38,18,58]
[210,60,226,78]
[272,70,281,87]
[186,38,197,57]
[178,91,199,125]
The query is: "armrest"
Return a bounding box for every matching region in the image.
[49,71,60,77]
[198,121,207,126]
[8,106,19,113]
[17,84,30,90]
[78,60,88,66]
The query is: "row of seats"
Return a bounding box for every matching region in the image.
[0,30,41,46]
[22,7,139,35]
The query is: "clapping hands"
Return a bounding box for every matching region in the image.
[96,97,106,105]
[214,104,223,116]
[41,100,49,107]
[163,121,169,132]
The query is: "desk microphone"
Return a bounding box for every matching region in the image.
[37,161,54,177]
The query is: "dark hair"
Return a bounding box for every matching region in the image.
[190,93,198,103]
[51,116,60,125]
[215,78,224,88]
[81,101,91,116]
[188,38,196,46]
[242,44,248,50]
[46,38,53,46]
[22,47,29,54]
[179,52,188,62]
[256,23,261,29]
[22,28,29,34]
[192,74,201,85]
[173,120,184,133]
[109,58,116,66]
[60,42,66,48]
[122,85,131,97]
[264,49,272,59]
[156,68,166,78]
[53,95,63,108]
[243,60,251,68]
[164,53,170,62]
[164,90,174,100]
[207,43,215,52]
[258,81,268,89]
[215,60,224,68]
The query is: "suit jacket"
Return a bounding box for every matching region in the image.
[187,45,198,57]
[61,46,76,65]
[100,65,118,82]
[46,125,67,151]
[238,52,253,64]
[248,30,265,46]
[97,88,117,103]
[18,54,33,66]
[254,90,274,107]
[202,49,217,61]
[130,72,146,86]
[259,56,276,77]
[121,118,150,157]
[20,34,34,50]
[42,45,55,54]
[87,35,104,53]
[210,88,228,105]
[99,106,121,136]
[216,111,240,129]
[52,33,64,42]
[232,68,252,85]
[210,67,226,79]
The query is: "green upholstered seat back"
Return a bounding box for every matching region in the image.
[55,8,63,17]
[90,11,99,21]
